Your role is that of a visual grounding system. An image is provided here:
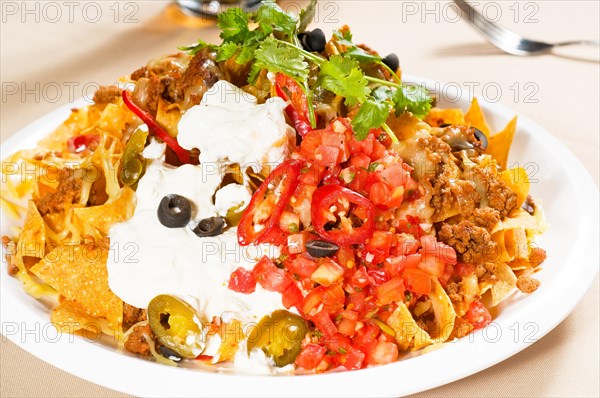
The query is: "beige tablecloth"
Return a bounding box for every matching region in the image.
[1,1,598,397]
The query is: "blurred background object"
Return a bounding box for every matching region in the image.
[176,0,263,17]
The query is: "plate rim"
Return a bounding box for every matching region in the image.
[1,74,598,397]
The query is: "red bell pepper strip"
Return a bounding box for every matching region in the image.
[121,89,194,165]
[311,184,374,246]
[237,159,304,246]
[274,74,312,137]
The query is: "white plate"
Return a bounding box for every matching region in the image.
[1,75,598,397]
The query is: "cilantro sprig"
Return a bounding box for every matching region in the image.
[179,0,432,143]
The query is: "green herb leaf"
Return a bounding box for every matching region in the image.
[215,42,240,62]
[351,99,392,139]
[317,55,369,106]
[298,0,317,32]
[392,84,432,119]
[333,29,380,63]
[178,39,217,55]
[254,37,309,82]
[255,0,298,38]
[218,8,251,42]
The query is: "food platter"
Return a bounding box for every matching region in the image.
[1,74,598,397]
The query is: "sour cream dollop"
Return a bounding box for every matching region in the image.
[177,80,295,173]
[107,81,295,370]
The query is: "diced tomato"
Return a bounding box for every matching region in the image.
[282,283,304,311]
[323,333,352,355]
[371,139,387,160]
[349,153,371,169]
[439,264,454,288]
[465,300,492,330]
[343,347,365,370]
[286,256,318,279]
[311,258,345,287]
[396,216,423,238]
[348,132,374,156]
[253,256,292,293]
[366,268,390,286]
[352,323,380,363]
[375,275,406,305]
[403,268,432,295]
[365,231,393,259]
[385,253,421,277]
[420,235,457,265]
[315,145,340,166]
[369,341,399,365]
[321,165,343,185]
[295,344,327,370]
[322,131,350,163]
[303,284,345,316]
[369,181,391,209]
[300,130,323,160]
[379,164,408,187]
[336,246,355,269]
[455,262,476,277]
[227,267,257,294]
[346,266,370,291]
[418,255,445,277]
[299,164,324,185]
[312,310,337,337]
[394,234,420,256]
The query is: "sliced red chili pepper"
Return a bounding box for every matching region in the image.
[67,134,100,153]
[275,74,312,137]
[121,90,194,165]
[311,184,374,246]
[237,159,304,246]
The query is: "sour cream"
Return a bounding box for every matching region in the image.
[177,80,295,173]
[107,81,295,371]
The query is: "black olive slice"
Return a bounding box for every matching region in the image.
[192,216,225,238]
[157,194,192,228]
[472,127,488,150]
[298,29,326,53]
[382,53,399,72]
[305,240,340,258]
[158,345,182,362]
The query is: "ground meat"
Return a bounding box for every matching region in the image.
[446,282,463,303]
[130,66,148,81]
[517,275,540,293]
[124,324,153,357]
[437,220,496,264]
[436,125,485,157]
[451,317,474,339]
[475,262,497,283]
[92,85,121,104]
[528,248,547,267]
[172,49,222,106]
[471,166,518,218]
[123,303,147,331]
[470,207,501,230]
[34,169,82,216]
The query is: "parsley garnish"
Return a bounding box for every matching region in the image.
[179,0,432,143]
[367,162,380,172]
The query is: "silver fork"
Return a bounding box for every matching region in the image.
[454,0,599,56]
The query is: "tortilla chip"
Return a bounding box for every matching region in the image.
[493,228,529,263]
[427,278,457,341]
[386,301,432,351]
[500,167,529,208]
[424,108,465,127]
[464,98,491,138]
[30,242,123,327]
[217,320,243,362]
[493,209,546,234]
[51,297,103,335]
[97,102,138,139]
[38,106,102,151]
[487,116,517,170]
[16,201,46,266]
[156,98,182,138]
[479,262,517,307]
[73,186,136,236]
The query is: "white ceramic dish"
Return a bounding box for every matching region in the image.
[1,75,598,397]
